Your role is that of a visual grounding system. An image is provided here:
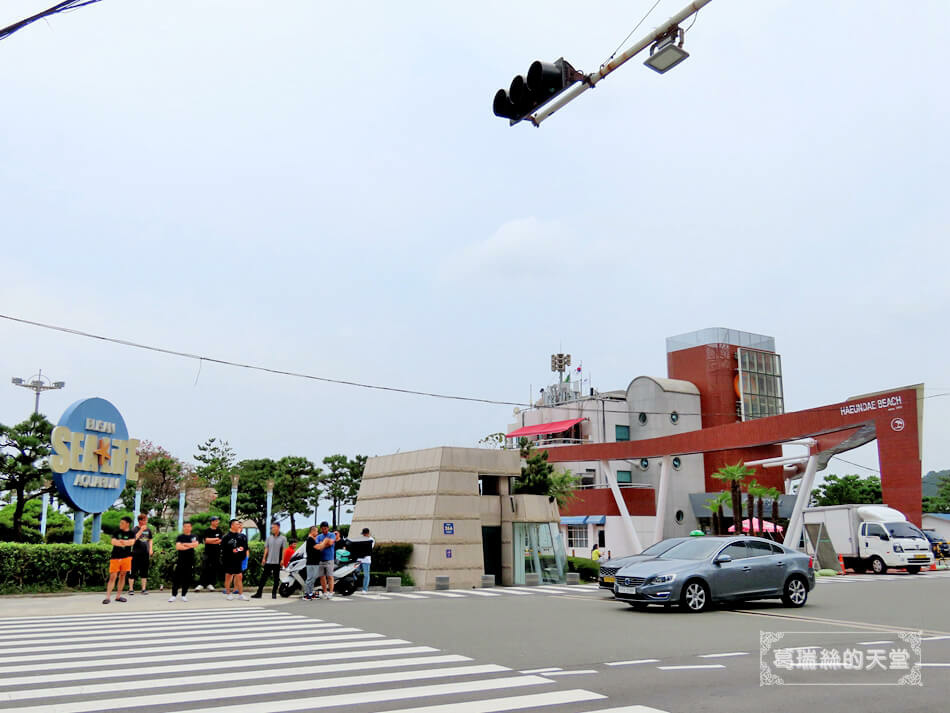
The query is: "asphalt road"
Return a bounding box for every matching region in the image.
[0,574,947,713]
[287,574,950,712]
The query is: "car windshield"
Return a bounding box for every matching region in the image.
[922,530,940,542]
[886,522,925,539]
[640,539,682,557]
[657,538,723,561]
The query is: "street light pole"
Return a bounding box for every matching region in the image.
[528,0,713,126]
[11,370,65,538]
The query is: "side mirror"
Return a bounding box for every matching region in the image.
[880,534,889,541]
[714,554,732,565]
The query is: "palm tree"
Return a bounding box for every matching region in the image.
[747,479,770,537]
[705,492,731,535]
[766,486,784,540]
[713,463,754,536]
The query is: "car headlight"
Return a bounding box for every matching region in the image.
[650,574,677,585]
[892,544,903,553]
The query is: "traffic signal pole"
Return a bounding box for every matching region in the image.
[528,0,712,126]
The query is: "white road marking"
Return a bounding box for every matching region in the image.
[425,591,466,597]
[697,652,749,658]
[385,592,430,599]
[6,624,367,656]
[12,664,515,713]
[922,636,950,641]
[578,707,670,713]
[2,632,390,668]
[448,589,501,596]
[856,640,893,646]
[377,689,606,713]
[0,646,441,687]
[147,675,553,713]
[519,667,562,674]
[0,655,475,702]
[605,659,660,667]
[543,670,598,677]
[0,607,268,625]
[656,665,726,671]
[920,663,950,667]
[3,620,343,644]
[0,611,280,633]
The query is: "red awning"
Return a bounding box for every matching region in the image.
[505,418,586,439]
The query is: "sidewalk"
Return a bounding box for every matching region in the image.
[0,589,297,618]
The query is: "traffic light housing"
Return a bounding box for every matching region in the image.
[493,58,583,125]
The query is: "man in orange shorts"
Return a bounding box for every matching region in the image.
[104,516,136,604]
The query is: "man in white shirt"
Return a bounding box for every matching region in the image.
[358,527,374,593]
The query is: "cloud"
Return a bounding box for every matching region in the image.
[439,217,609,286]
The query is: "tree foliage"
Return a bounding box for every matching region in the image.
[0,413,54,542]
[213,458,279,535]
[276,456,321,535]
[193,437,236,488]
[712,462,754,532]
[512,442,578,507]
[811,474,883,507]
[0,498,74,543]
[922,472,950,513]
[320,454,365,527]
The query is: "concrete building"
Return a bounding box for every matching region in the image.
[350,447,566,588]
[507,328,925,559]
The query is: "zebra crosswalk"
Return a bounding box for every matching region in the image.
[328,583,607,603]
[0,607,663,713]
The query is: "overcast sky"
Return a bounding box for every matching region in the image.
[2,1,948,522]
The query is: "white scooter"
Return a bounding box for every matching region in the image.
[278,540,362,597]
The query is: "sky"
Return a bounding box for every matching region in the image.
[1,1,948,524]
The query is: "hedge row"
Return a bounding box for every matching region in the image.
[566,556,600,582]
[0,541,414,593]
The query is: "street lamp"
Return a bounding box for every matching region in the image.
[10,369,65,414]
[643,27,690,74]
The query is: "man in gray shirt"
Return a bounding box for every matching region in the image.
[252,522,288,599]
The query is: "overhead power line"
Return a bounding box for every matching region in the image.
[1,312,947,419]
[0,0,103,43]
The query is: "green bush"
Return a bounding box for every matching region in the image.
[567,556,600,582]
[0,540,270,593]
[373,543,413,572]
[0,500,75,544]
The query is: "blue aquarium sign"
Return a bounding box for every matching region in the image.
[443,522,454,535]
[50,398,140,514]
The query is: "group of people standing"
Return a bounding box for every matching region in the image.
[103,513,373,604]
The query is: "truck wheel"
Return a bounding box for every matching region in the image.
[681,580,710,613]
[782,576,808,608]
[869,557,887,575]
[906,566,921,574]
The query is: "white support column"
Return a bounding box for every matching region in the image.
[177,490,186,532]
[601,460,643,554]
[40,492,49,537]
[653,455,673,544]
[783,453,819,549]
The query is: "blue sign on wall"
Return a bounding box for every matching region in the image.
[443,522,454,535]
[445,548,453,559]
[50,398,139,514]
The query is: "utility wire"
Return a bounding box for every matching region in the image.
[602,0,663,69]
[1,312,946,418]
[0,0,103,42]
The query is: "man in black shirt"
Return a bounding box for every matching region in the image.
[221,518,250,601]
[197,515,223,591]
[103,516,136,604]
[128,513,153,595]
[169,522,199,602]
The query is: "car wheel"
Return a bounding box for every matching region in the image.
[870,556,887,574]
[681,580,710,613]
[628,602,648,611]
[782,576,808,608]
[906,566,921,574]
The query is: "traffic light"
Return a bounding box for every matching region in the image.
[493,58,583,125]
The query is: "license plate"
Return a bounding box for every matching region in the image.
[603,576,615,583]
[617,585,637,594]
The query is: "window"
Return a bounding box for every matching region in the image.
[675,509,685,524]
[567,525,588,549]
[616,470,632,484]
[720,542,748,559]
[639,458,649,470]
[638,412,648,425]
[670,411,680,425]
[672,456,682,470]
[615,424,630,442]
[865,523,887,538]
[736,347,785,421]
[770,543,785,555]
[746,540,773,557]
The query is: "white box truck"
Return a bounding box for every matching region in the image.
[803,504,933,574]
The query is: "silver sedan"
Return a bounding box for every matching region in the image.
[612,536,816,613]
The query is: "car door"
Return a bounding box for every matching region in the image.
[708,541,751,599]
[744,539,783,594]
